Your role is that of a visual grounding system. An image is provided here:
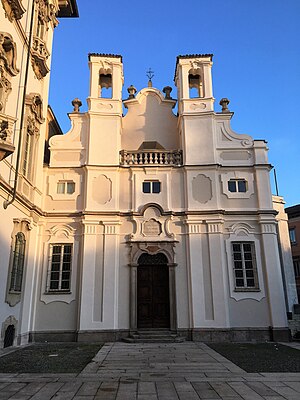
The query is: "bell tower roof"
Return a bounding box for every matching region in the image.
[88,53,123,61]
[174,54,213,80]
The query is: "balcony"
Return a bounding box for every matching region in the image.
[120,150,183,166]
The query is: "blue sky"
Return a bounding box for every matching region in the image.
[49,0,300,207]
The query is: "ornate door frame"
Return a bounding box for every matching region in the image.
[129,241,177,332]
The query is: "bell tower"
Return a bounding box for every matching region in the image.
[175,54,214,114]
[86,54,123,165]
[175,54,216,164]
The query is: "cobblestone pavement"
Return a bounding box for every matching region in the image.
[0,342,300,399]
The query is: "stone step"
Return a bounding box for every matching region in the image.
[123,330,186,343]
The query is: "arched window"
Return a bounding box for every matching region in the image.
[188,72,204,98]
[99,73,112,98]
[4,325,15,348]
[9,232,26,292]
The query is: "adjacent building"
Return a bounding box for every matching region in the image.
[0,0,78,347]
[286,204,300,301]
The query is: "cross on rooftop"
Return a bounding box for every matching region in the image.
[146,68,154,81]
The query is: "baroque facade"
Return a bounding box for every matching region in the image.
[0,45,297,345]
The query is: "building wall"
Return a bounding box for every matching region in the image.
[286,204,300,302]
[0,45,292,345]
[31,54,289,342]
[0,0,78,347]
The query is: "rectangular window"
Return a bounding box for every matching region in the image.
[294,259,300,278]
[10,233,26,292]
[232,242,259,290]
[228,179,247,193]
[142,181,161,194]
[22,131,32,178]
[47,244,72,292]
[57,181,75,195]
[289,228,296,244]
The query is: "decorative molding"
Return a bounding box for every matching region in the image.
[190,102,206,110]
[225,233,266,302]
[130,241,176,266]
[184,220,202,234]
[102,221,121,235]
[0,66,12,113]
[1,0,25,22]
[0,113,16,158]
[131,204,176,241]
[31,36,50,79]
[46,224,76,240]
[192,174,212,204]
[221,171,254,199]
[260,223,277,235]
[142,218,162,237]
[227,222,256,236]
[25,93,45,124]
[97,102,113,110]
[207,222,223,234]
[219,120,254,147]
[84,224,98,235]
[0,32,19,76]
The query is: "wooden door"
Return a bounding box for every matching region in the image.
[137,264,170,329]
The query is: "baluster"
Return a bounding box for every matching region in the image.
[149,152,153,164]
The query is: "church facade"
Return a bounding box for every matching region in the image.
[1,49,294,345]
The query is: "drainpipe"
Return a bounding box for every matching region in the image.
[3,0,35,209]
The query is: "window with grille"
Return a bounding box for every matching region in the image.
[47,244,72,292]
[57,181,75,195]
[142,181,161,194]
[231,242,259,290]
[289,228,296,244]
[9,232,26,292]
[228,179,247,193]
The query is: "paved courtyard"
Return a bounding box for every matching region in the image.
[0,342,300,399]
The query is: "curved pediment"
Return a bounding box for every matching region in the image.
[122,87,178,150]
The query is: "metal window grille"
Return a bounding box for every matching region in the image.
[232,242,259,290]
[10,232,26,292]
[47,244,72,292]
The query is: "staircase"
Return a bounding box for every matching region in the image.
[123,330,185,343]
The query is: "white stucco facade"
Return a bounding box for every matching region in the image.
[0,49,294,345]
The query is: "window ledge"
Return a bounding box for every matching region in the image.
[234,288,260,292]
[44,291,71,295]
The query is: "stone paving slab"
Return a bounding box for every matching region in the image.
[0,342,299,399]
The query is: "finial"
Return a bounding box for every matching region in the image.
[127,85,137,99]
[163,86,172,99]
[71,98,82,112]
[219,98,230,113]
[146,68,154,87]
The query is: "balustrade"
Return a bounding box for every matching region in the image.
[120,150,182,166]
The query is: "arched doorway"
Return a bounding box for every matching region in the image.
[4,325,15,348]
[137,253,170,329]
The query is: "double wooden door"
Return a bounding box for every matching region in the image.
[137,264,170,329]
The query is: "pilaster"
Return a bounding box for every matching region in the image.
[259,216,288,327]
